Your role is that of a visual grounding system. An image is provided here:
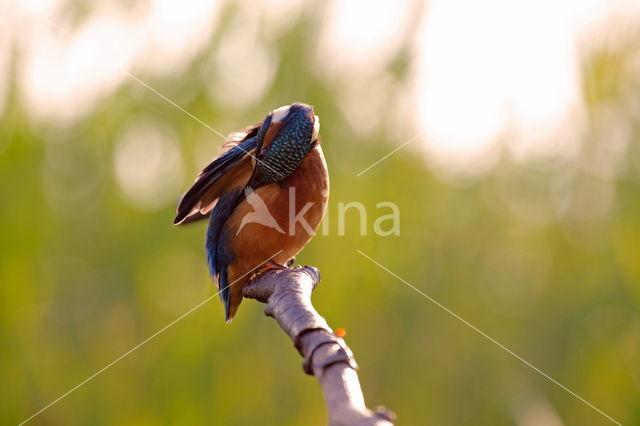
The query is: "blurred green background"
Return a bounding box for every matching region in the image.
[2,0,640,425]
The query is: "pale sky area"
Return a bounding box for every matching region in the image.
[4,0,640,179]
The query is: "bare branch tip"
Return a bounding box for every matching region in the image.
[295,265,321,287]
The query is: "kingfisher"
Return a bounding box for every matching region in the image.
[174,103,329,322]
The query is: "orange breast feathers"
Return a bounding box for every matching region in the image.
[221,145,329,318]
[226,144,329,264]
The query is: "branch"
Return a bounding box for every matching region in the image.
[243,266,395,426]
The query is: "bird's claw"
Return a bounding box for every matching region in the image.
[266,260,288,271]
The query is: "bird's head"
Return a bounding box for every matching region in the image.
[250,103,319,187]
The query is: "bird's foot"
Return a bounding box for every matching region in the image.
[247,260,288,283]
[265,260,288,271]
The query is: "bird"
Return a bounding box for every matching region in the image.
[174,103,329,322]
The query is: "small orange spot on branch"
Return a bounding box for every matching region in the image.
[335,328,346,338]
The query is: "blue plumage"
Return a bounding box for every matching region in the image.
[176,102,325,321]
[205,190,240,321]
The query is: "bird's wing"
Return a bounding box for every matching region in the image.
[174,125,260,225]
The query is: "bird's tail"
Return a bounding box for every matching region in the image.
[218,266,233,323]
